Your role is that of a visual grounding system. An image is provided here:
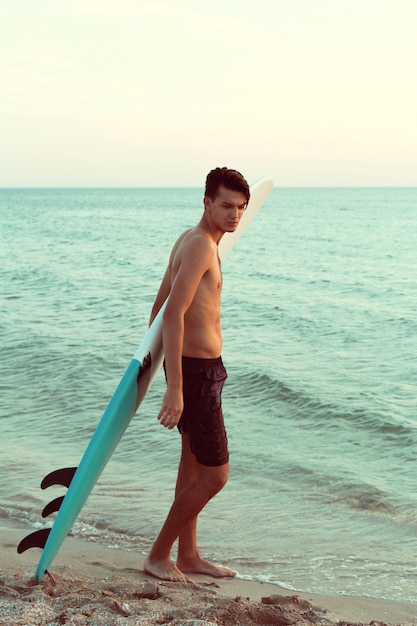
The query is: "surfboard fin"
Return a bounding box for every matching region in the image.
[17,467,77,554]
[41,467,77,490]
[17,528,51,554]
[42,496,65,518]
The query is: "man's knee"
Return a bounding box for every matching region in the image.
[199,464,228,498]
[212,466,228,494]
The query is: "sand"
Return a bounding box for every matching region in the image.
[1,523,416,626]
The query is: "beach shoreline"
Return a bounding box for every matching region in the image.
[1,522,416,625]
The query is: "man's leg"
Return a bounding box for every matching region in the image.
[175,434,236,578]
[175,432,199,559]
[143,433,232,582]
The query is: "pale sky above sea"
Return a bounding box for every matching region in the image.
[1,0,416,187]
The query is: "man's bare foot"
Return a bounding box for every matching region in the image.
[143,556,194,584]
[177,556,237,578]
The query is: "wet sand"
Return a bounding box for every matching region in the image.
[1,524,416,625]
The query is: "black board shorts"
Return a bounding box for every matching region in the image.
[179,356,229,467]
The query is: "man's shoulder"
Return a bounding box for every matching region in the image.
[169,230,216,278]
[178,229,216,257]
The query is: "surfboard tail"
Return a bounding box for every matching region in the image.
[17,356,145,580]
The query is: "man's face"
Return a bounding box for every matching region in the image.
[204,185,247,233]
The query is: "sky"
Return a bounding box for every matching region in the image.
[1,0,416,187]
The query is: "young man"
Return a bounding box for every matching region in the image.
[143,167,250,584]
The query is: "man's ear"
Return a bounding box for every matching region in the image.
[203,196,211,211]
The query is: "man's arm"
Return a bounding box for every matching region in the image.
[149,266,171,326]
[157,236,215,429]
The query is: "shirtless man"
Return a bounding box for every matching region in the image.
[143,167,250,584]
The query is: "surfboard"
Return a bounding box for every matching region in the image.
[17,177,274,582]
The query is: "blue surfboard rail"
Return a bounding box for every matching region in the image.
[17,177,274,582]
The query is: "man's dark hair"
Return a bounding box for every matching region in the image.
[205,167,250,204]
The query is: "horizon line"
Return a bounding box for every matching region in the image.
[1,185,416,190]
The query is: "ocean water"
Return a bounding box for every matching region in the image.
[1,186,417,603]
